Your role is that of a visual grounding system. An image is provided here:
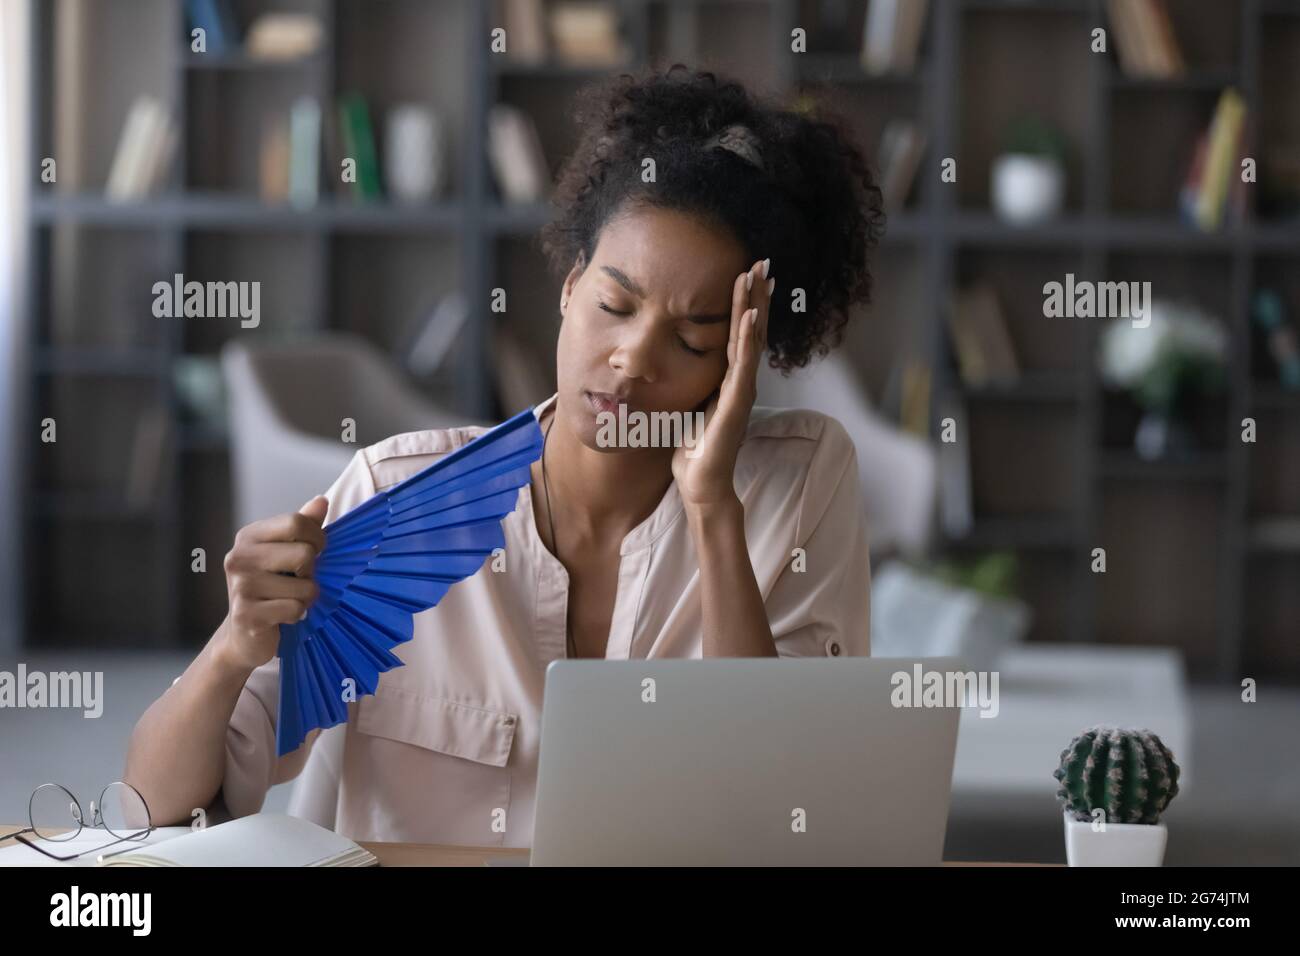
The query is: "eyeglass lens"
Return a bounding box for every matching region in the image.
[96,781,151,838]
[29,783,82,841]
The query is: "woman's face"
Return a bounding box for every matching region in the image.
[556,204,748,451]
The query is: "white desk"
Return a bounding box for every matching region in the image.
[951,644,1191,796]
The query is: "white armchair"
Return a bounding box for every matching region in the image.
[756,352,937,558]
[220,333,482,528]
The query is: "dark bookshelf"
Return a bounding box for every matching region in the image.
[20,0,1300,680]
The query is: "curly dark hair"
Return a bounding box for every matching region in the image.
[539,64,886,373]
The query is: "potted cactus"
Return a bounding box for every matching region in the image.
[1053,726,1181,866]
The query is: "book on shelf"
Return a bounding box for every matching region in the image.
[184,0,240,55]
[861,0,929,76]
[1178,128,1210,222]
[936,394,973,539]
[259,114,291,203]
[104,96,149,197]
[1107,0,1185,79]
[1228,112,1251,224]
[244,12,324,62]
[1146,0,1186,75]
[105,96,177,200]
[548,1,627,67]
[125,404,171,511]
[289,97,322,209]
[500,0,548,64]
[1251,289,1300,391]
[259,97,323,207]
[488,104,551,203]
[140,107,178,196]
[1106,0,1144,74]
[323,98,348,199]
[338,93,384,201]
[1179,87,1248,232]
[947,283,1020,388]
[899,358,932,439]
[877,119,927,213]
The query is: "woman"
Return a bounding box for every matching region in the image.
[125,65,885,848]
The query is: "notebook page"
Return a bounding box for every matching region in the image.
[102,813,374,867]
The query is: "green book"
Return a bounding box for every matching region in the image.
[338,92,383,201]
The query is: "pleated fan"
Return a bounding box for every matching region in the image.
[275,407,544,756]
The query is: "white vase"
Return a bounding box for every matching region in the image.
[384,104,444,203]
[1063,810,1168,866]
[991,154,1065,225]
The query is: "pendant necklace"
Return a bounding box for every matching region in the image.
[541,416,579,661]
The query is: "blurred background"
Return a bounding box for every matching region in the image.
[0,0,1297,864]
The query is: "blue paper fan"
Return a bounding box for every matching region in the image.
[275,407,544,756]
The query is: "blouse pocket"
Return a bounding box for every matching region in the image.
[350,684,518,846]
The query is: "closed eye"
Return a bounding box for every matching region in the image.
[600,300,709,356]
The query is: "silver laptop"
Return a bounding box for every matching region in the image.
[528,657,963,866]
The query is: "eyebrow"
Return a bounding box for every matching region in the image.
[600,265,731,325]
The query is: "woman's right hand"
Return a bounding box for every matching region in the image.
[219,495,329,672]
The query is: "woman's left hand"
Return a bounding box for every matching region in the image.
[672,257,773,508]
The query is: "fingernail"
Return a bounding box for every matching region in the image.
[745,271,753,291]
[767,277,775,297]
[299,609,308,621]
[762,258,771,279]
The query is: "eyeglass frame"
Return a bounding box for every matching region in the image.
[0,781,155,862]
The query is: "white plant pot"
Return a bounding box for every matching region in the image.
[991,154,1065,225]
[1063,810,1167,866]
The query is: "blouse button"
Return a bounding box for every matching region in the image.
[826,639,841,657]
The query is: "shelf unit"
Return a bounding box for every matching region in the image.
[21,0,1300,678]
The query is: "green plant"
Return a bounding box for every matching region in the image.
[1001,115,1069,164]
[1053,726,1181,825]
[929,551,1019,600]
[1098,299,1228,415]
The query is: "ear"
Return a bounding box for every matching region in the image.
[560,250,587,314]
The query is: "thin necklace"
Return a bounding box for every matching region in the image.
[541,416,578,660]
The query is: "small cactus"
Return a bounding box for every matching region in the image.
[1053,726,1180,825]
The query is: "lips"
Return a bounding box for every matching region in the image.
[585,390,632,416]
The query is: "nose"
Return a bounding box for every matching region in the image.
[608,317,660,384]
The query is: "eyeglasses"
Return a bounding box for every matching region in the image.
[0,782,154,862]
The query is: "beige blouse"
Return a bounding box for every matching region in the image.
[218,392,872,847]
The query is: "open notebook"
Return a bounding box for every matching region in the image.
[101,813,377,867]
[0,813,377,867]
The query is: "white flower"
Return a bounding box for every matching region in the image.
[1098,299,1226,387]
[1164,300,1227,361]
[1100,312,1169,386]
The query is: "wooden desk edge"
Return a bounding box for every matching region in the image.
[0,826,1059,866]
[358,841,1061,867]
